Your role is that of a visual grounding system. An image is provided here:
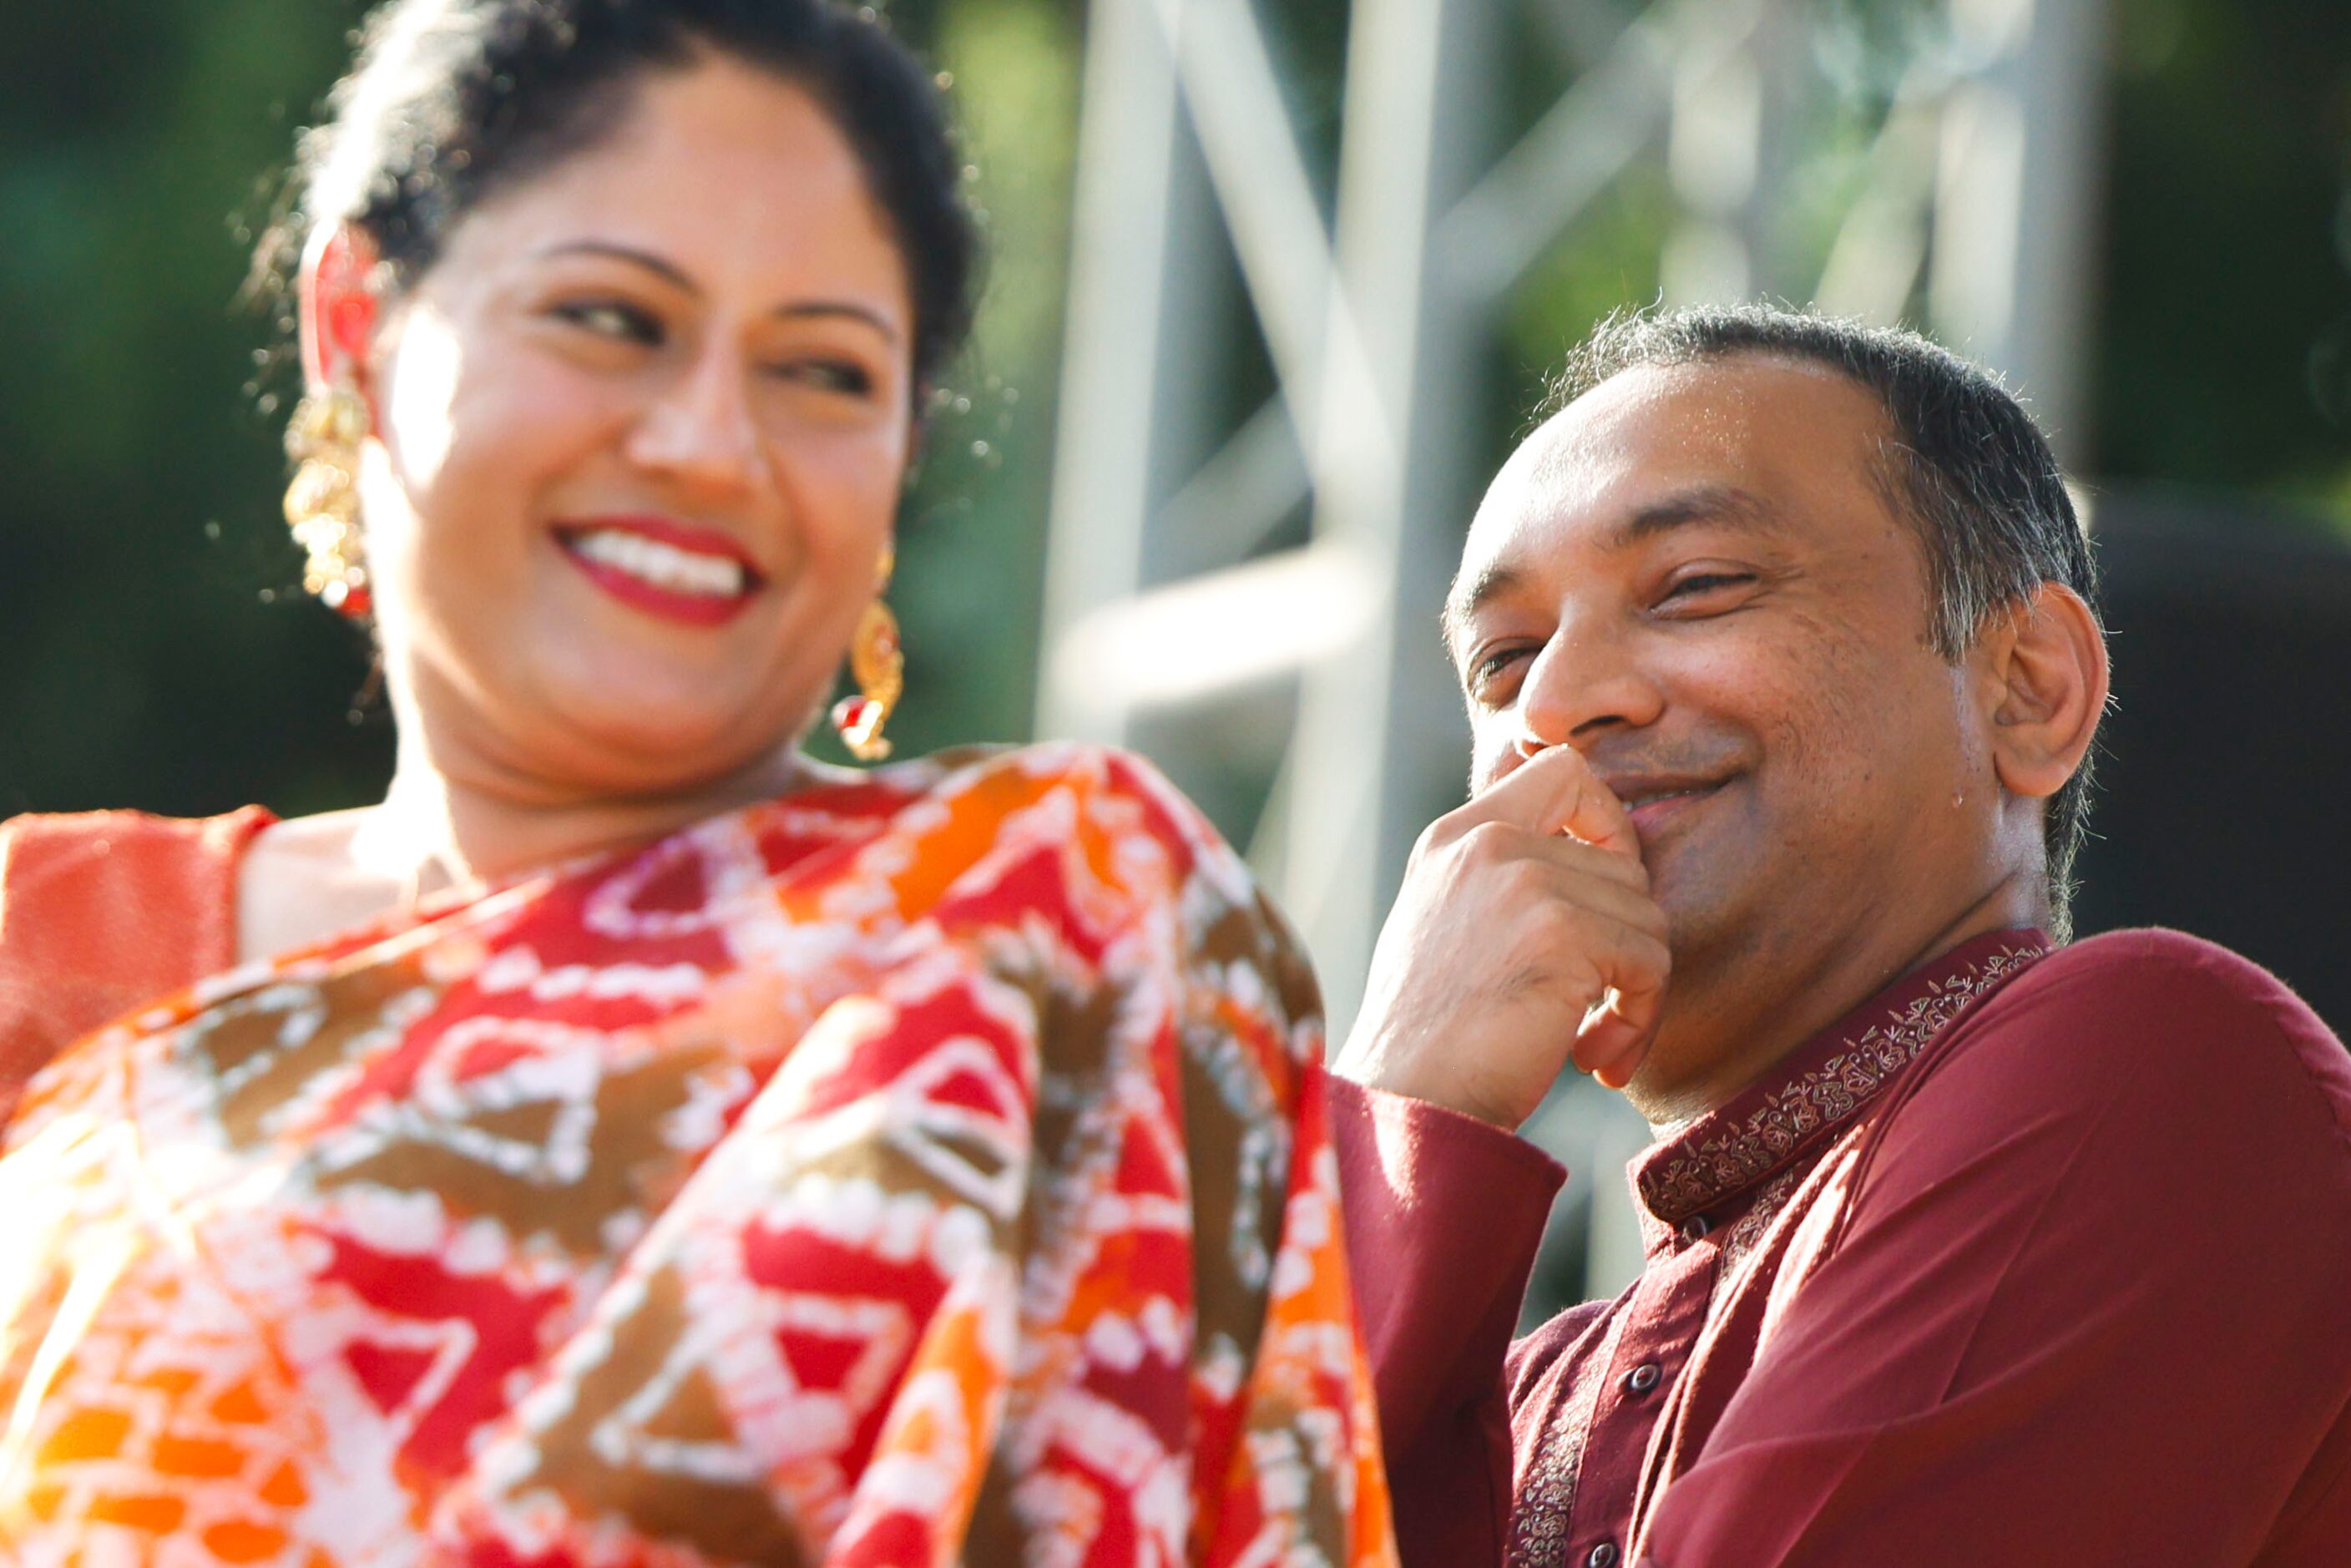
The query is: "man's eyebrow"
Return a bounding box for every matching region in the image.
[1609,483,1786,549]
[1440,486,1783,657]
[1440,562,1519,659]
[535,241,902,341]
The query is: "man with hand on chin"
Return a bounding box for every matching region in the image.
[1328,306,2351,1566]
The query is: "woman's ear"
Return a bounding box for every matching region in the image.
[1985,582,2110,803]
[297,224,382,395]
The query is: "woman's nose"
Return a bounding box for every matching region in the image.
[625,343,766,493]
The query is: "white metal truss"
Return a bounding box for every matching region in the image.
[1040,0,2110,1053]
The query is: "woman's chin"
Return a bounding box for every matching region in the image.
[516,669,805,794]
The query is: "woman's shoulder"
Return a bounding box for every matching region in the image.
[851,739,1181,796]
[811,741,1213,842]
[1,801,275,847]
[0,805,276,961]
[0,805,277,908]
[0,805,276,1123]
[855,741,1249,879]
[859,743,1327,1051]
[794,741,1297,953]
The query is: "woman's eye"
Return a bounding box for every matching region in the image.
[551,299,663,346]
[771,358,877,397]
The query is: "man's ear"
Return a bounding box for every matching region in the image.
[1984,582,2109,802]
[297,224,382,397]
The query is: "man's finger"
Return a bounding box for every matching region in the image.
[1577,999,1654,1090]
[1525,829,1657,895]
[1570,925,1669,1082]
[1449,745,1641,860]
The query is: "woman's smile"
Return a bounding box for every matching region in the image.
[554,513,765,627]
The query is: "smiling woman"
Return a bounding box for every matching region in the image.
[0,3,1393,1564]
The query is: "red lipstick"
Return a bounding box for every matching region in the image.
[554,514,761,629]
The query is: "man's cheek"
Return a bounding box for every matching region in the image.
[1470,734,1521,794]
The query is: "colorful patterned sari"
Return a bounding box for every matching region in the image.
[0,746,1395,1565]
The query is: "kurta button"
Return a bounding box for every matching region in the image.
[1587,1544,1621,1568]
[1680,1213,1712,1242]
[1624,1362,1662,1394]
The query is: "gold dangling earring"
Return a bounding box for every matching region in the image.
[831,544,903,761]
[283,384,372,618]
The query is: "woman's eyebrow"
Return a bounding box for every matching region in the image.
[536,240,696,291]
[773,301,901,341]
[532,241,901,341]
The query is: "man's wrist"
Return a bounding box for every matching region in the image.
[1332,1030,1526,1131]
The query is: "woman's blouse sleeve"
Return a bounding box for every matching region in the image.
[0,807,271,1130]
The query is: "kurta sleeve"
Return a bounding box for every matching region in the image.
[1331,1074,1565,1565]
[1637,931,2351,1567]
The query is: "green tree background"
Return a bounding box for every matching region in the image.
[2,0,2345,824]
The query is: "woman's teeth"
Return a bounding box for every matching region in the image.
[568,529,746,598]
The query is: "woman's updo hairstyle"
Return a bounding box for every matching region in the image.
[274,0,978,397]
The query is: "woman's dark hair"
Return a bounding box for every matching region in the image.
[264,0,978,397]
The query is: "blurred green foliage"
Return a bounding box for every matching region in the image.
[0,0,2344,820]
[2098,0,2351,514]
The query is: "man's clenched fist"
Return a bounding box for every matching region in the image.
[1332,745,1669,1130]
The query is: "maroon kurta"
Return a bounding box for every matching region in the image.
[1335,928,2351,1566]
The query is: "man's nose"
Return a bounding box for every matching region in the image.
[1514,618,1666,754]
[624,339,767,493]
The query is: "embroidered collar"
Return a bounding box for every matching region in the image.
[1631,928,2051,1224]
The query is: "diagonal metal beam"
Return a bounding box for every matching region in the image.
[1150,0,1342,443]
[1436,3,1676,306]
[1147,396,1312,578]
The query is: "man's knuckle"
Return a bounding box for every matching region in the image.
[1506,855,1566,898]
[1528,899,1592,951]
[1460,820,1519,865]
[1632,931,1672,979]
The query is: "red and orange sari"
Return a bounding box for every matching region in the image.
[0,746,1394,1565]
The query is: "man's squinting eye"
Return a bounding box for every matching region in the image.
[1465,645,1534,700]
[1658,569,1758,609]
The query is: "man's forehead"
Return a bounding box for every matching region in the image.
[1464,358,1888,564]
[1446,357,1898,642]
